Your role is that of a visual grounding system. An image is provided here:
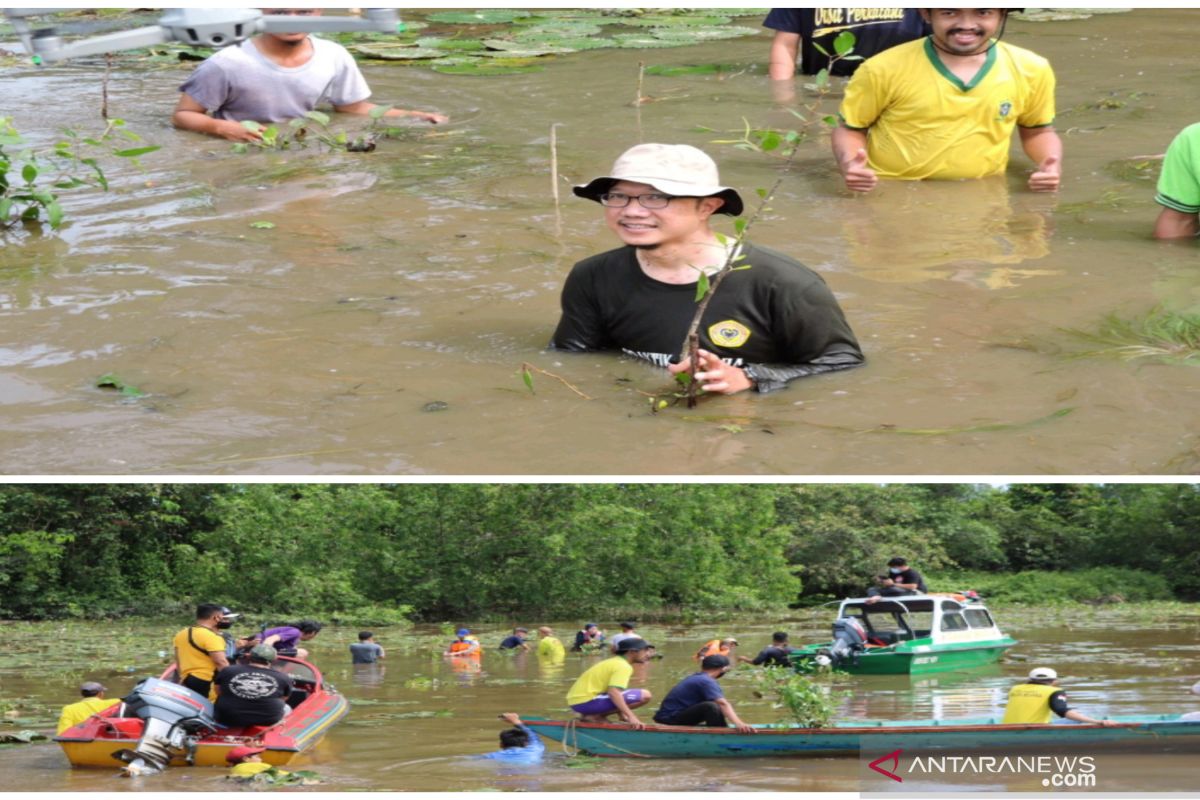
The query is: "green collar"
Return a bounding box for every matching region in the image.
[924,36,997,92]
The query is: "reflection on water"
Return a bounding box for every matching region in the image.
[2,610,1199,792]
[2,10,1200,475]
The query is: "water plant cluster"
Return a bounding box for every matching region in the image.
[337,8,768,76]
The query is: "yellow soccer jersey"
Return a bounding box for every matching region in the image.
[840,38,1056,180]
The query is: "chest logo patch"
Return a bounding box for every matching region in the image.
[708,320,751,348]
[998,101,1013,120]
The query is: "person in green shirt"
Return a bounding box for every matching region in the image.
[565,638,654,727]
[1154,123,1200,240]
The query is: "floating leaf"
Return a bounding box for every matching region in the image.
[622,15,733,27]
[650,25,761,42]
[353,45,446,61]
[426,10,532,24]
[303,110,330,126]
[95,373,144,398]
[612,34,693,49]
[112,145,161,158]
[432,60,544,75]
[416,37,488,52]
[249,221,276,229]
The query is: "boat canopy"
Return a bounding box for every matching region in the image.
[836,595,1002,644]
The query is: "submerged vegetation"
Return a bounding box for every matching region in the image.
[2,484,1200,622]
[1063,308,1200,365]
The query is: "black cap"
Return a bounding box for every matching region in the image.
[616,637,651,653]
[701,654,731,670]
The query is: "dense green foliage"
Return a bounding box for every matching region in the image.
[1,484,1198,620]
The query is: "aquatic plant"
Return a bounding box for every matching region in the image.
[0,116,159,232]
[750,667,847,728]
[1063,308,1200,365]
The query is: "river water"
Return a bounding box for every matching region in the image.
[1,607,1198,792]
[2,10,1199,475]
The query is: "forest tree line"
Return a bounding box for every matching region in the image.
[0,483,1196,621]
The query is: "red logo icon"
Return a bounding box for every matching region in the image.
[869,749,904,782]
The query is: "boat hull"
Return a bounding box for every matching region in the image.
[792,637,1017,675]
[522,716,1200,759]
[55,658,349,769]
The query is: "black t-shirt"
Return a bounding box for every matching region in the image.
[892,567,927,593]
[499,636,526,650]
[763,8,930,76]
[550,243,863,392]
[750,645,792,667]
[214,664,293,727]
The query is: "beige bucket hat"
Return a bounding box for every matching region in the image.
[573,143,744,216]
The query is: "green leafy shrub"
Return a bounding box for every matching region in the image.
[751,667,847,728]
[933,568,1173,604]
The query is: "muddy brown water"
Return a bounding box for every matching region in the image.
[1,609,1198,791]
[2,11,1199,475]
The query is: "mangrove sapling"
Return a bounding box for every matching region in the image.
[751,667,848,728]
[0,116,159,232]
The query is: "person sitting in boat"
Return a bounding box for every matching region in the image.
[695,637,739,662]
[1001,667,1121,727]
[213,644,295,729]
[261,620,322,659]
[565,637,654,728]
[480,713,545,764]
[572,623,605,652]
[173,603,232,698]
[737,632,793,668]
[653,654,757,734]
[536,627,566,660]
[56,681,120,735]
[225,745,287,779]
[499,627,531,652]
[445,628,482,657]
[866,556,927,603]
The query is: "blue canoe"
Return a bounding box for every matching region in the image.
[521,715,1200,758]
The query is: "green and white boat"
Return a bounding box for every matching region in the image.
[790,594,1017,675]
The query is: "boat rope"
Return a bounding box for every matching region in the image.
[557,719,653,759]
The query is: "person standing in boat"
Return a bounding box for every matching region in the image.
[172,603,232,697]
[1001,667,1121,726]
[565,637,654,727]
[653,655,757,733]
[866,556,927,602]
[214,645,295,728]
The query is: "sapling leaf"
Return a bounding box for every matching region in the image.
[695,271,710,302]
[45,199,63,229]
[734,218,747,236]
[756,187,768,198]
[21,163,37,183]
[240,120,264,132]
[833,31,855,56]
[113,145,160,158]
[304,110,331,126]
[521,366,535,393]
[812,42,830,57]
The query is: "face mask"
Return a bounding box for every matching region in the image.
[217,619,233,629]
[889,568,903,575]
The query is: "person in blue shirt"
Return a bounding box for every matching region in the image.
[652,655,757,733]
[480,713,545,764]
[498,628,530,651]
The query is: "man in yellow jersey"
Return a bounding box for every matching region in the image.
[833,9,1062,193]
[566,637,654,727]
[536,626,566,661]
[57,681,120,734]
[1002,667,1121,726]
[172,603,231,697]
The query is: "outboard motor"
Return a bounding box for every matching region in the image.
[821,617,868,668]
[112,677,220,776]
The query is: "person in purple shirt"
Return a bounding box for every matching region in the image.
[261,620,322,659]
[652,655,757,733]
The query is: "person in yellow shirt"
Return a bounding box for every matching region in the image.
[225,745,287,779]
[172,603,231,698]
[1002,667,1121,726]
[833,9,1062,193]
[57,681,119,734]
[566,638,654,727]
[536,626,566,661]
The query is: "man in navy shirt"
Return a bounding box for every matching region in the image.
[653,655,757,733]
[764,8,930,78]
[499,627,530,651]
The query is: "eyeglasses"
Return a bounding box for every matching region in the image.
[599,192,685,209]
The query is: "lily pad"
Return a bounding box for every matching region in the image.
[432,59,544,76]
[0,730,47,743]
[416,37,488,52]
[479,41,575,57]
[353,45,445,61]
[621,15,734,27]
[1016,8,1132,21]
[650,25,761,42]
[513,36,616,51]
[513,22,605,38]
[425,10,532,25]
[645,63,754,77]
[613,34,695,49]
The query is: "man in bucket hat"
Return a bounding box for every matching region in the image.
[551,143,863,394]
[1001,667,1121,726]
